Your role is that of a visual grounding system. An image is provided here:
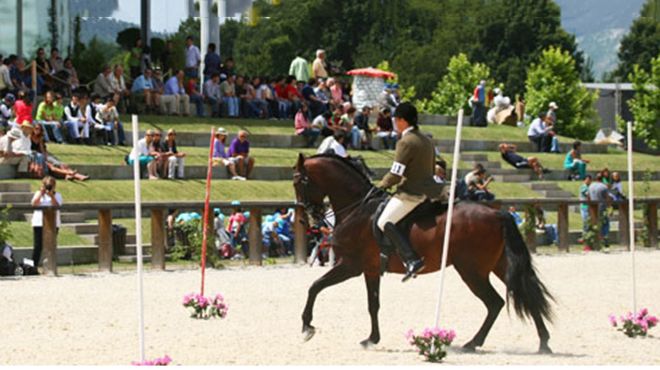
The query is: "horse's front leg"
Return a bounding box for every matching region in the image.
[360,272,381,348]
[302,261,360,341]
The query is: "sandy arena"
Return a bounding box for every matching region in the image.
[2,250,659,365]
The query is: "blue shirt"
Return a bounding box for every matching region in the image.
[131,75,153,93]
[164,76,184,95]
[302,85,316,101]
[203,52,221,76]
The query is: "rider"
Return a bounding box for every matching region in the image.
[376,102,446,282]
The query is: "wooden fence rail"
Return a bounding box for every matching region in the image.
[4,198,658,275]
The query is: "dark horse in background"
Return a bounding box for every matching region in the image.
[293,153,554,353]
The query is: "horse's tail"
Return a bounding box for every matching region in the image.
[500,211,554,323]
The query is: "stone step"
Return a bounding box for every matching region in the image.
[93,233,138,245]
[0,183,32,192]
[62,223,99,234]
[0,165,17,179]
[0,192,34,204]
[529,183,562,191]
[483,161,501,169]
[491,174,532,182]
[461,154,489,162]
[539,190,574,198]
[23,211,88,223]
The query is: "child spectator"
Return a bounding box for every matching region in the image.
[294,103,320,147]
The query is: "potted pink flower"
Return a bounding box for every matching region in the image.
[609,308,658,338]
[210,293,229,319]
[183,292,229,320]
[131,355,172,366]
[406,327,456,362]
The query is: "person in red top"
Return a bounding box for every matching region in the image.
[274,76,291,119]
[13,91,33,125]
[285,76,302,117]
[185,76,205,117]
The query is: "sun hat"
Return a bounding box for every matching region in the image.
[216,127,228,136]
[7,128,22,139]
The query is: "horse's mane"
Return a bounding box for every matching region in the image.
[309,153,373,188]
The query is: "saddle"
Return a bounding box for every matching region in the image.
[371,197,449,275]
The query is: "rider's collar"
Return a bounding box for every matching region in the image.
[402,127,415,137]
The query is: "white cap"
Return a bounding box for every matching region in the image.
[549,102,558,109]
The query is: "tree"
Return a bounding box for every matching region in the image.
[73,37,120,84]
[613,0,660,80]
[375,60,417,102]
[627,54,660,149]
[72,15,85,57]
[525,47,599,140]
[470,0,584,97]
[417,53,491,115]
[48,0,59,50]
[116,28,141,51]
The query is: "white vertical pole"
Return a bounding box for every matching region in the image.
[432,109,464,328]
[626,121,637,313]
[199,0,209,87]
[132,115,146,362]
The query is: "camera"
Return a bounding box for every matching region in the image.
[45,184,53,192]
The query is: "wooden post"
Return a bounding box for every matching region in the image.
[98,209,113,272]
[557,203,569,252]
[248,207,262,265]
[589,203,601,250]
[151,208,166,270]
[42,208,57,276]
[648,202,658,248]
[31,60,37,92]
[294,205,307,263]
[618,202,630,250]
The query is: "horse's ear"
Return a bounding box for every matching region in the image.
[296,153,306,172]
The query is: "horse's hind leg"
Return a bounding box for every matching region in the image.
[302,262,361,341]
[457,267,505,352]
[360,273,381,347]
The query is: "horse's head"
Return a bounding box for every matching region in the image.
[293,153,327,225]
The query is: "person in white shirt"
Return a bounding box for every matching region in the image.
[127,129,159,179]
[0,93,14,129]
[95,97,126,146]
[527,112,551,152]
[30,176,63,271]
[317,132,347,158]
[184,36,201,78]
[63,94,90,142]
[0,127,29,174]
[312,49,328,79]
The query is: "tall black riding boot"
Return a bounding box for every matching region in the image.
[383,222,425,282]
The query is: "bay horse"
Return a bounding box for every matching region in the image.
[293,153,554,353]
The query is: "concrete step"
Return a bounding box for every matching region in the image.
[0,192,34,203]
[92,233,138,245]
[62,223,99,234]
[461,154,489,162]
[123,245,153,255]
[491,174,532,182]
[539,190,574,198]
[0,183,32,192]
[23,211,88,223]
[483,161,501,169]
[529,183,562,191]
[0,165,17,180]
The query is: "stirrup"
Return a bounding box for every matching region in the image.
[401,259,425,282]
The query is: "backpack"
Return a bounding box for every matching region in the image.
[0,244,18,276]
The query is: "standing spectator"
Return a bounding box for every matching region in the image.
[295,103,320,147]
[353,105,374,150]
[131,68,159,113]
[127,129,158,179]
[609,172,625,202]
[109,64,130,113]
[0,56,15,95]
[226,204,248,255]
[96,97,126,146]
[160,40,174,76]
[161,128,186,180]
[13,90,33,126]
[63,93,88,144]
[203,73,222,117]
[564,141,590,180]
[228,130,255,179]
[48,48,64,73]
[375,107,397,150]
[35,91,65,144]
[184,36,201,78]
[140,46,152,75]
[93,65,114,100]
[289,55,309,83]
[163,70,191,116]
[498,143,547,180]
[312,49,328,79]
[30,176,62,272]
[546,102,558,126]
[220,75,239,117]
[0,127,29,176]
[515,95,526,127]
[471,80,487,127]
[34,48,50,79]
[588,173,611,249]
[203,43,221,78]
[0,93,15,129]
[212,127,245,180]
[578,175,592,242]
[185,76,205,117]
[128,38,143,79]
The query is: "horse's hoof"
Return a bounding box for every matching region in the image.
[462,343,477,353]
[538,345,553,354]
[360,338,377,348]
[302,325,316,342]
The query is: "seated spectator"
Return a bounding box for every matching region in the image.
[109,64,130,113]
[564,140,589,180]
[315,111,334,137]
[219,57,236,78]
[0,127,29,176]
[599,167,612,186]
[211,127,245,180]
[251,76,270,119]
[236,75,254,118]
[285,76,303,115]
[86,94,105,144]
[36,91,65,144]
[434,159,447,184]
[274,208,294,255]
[33,48,51,88]
[375,107,397,150]
[130,68,158,113]
[302,78,326,118]
[30,124,89,181]
[314,79,331,107]
[0,93,15,130]
[185,76,205,117]
[62,58,79,92]
[317,132,348,158]
[294,103,321,147]
[527,112,553,152]
[274,76,292,119]
[95,96,126,146]
[63,93,89,144]
[13,90,34,127]
[534,205,558,246]
[93,65,114,100]
[0,55,16,95]
[151,69,166,114]
[161,128,186,180]
[508,206,524,226]
[203,73,222,117]
[498,143,548,180]
[163,69,190,116]
[228,130,255,179]
[464,163,495,201]
[149,130,167,178]
[327,78,343,108]
[127,129,158,179]
[220,74,239,117]
[609,172,625,201]
[352,105,374,150]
